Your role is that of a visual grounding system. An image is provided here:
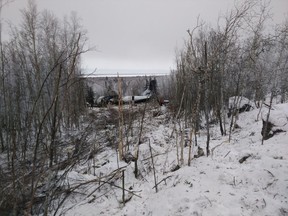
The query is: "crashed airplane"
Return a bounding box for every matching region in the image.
[96,89,152,106]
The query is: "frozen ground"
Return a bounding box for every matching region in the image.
[59,103,288,216]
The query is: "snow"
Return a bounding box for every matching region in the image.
[264,93,284,105]
[228,96,254,109]
[57,103,288,216]
[262,103,288,132]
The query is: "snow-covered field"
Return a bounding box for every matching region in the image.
[59,103,288,216]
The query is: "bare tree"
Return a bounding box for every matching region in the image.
[168,0,281,157]
[0,1,89,214]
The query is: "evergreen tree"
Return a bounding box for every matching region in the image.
[86,86,95,107]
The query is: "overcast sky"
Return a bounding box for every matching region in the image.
[1,0,288,74]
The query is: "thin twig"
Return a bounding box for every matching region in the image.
[122,170,125,206]
[152,176,173,189]
[264,169,275,178]
[224,150,231,158]
[149,139,158,193]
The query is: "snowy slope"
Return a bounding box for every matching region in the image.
[59,104,288,216]
[262,103,288,132]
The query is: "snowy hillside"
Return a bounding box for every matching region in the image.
[59,103,288,216]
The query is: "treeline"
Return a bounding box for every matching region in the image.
[168,0,288,152]
[0,1,88,214]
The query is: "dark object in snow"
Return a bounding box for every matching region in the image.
[157,97,169,106]
[101,160,109,166]
[184,180,193,187]
[194,147,205,158]
[119,194,133,204]
[96,95,119,106]
[103,95,118,104]
[239,154,251,163]
[170,164,180,172]
[261,120,285,140]
[123,152,136,163]
[153,110,163,117]
[228,104,253,118]
[279,207,288,215]
[234,123,241,129]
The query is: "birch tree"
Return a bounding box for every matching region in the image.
[0,1,89,214]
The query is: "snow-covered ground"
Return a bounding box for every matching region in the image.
[59,103,288,216]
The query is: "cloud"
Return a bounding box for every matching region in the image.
[2,0,288,73]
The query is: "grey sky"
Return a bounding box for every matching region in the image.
[2,0,288,74]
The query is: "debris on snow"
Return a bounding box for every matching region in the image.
[52,102,288,216]
[239,154,251,164]
[261,103,288,139]
[228,96,254,117]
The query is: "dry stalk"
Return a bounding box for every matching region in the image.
[118,74,124,159]
[149,139,158,193]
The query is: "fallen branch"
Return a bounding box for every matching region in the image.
[224,151,231,158]
[204,195,212,207]
[152,175,173,189]
[239,154,251,164]
[262,198,266,208]
[149,139,158,193]
[211,141,228,158]
[264,169,275,178]
[263,179,278,190]
[142,152,166,161]
[85,167,142,199]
